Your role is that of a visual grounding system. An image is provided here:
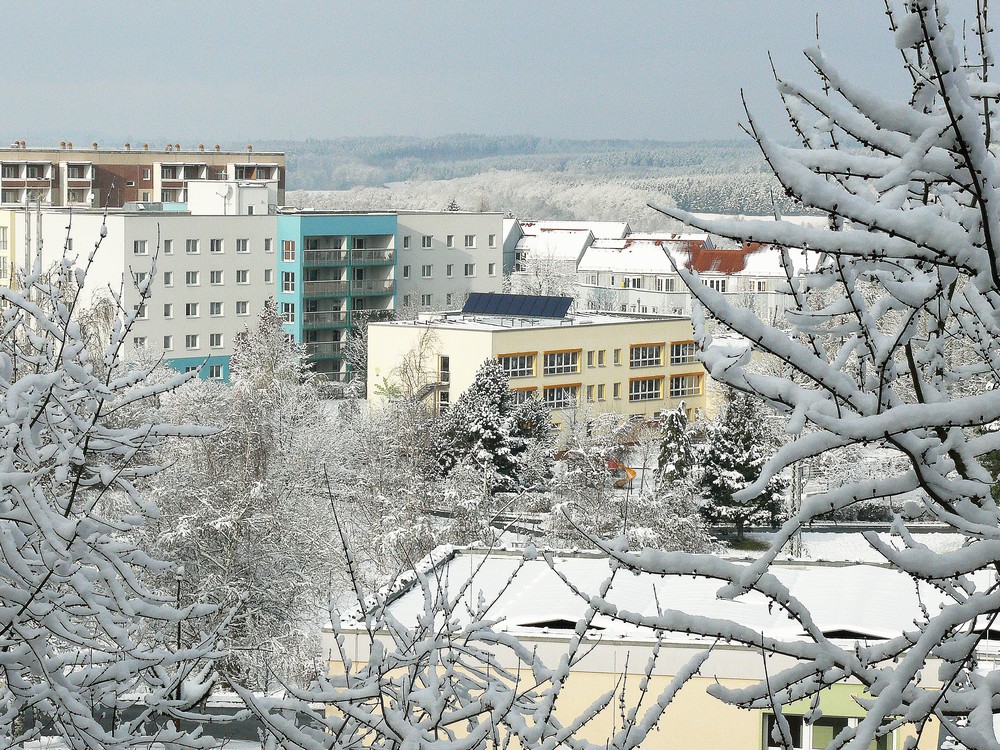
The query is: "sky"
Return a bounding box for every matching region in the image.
[0,2,929,146]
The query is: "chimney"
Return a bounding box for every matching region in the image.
[175,143,180,151]
[20,140,26,148]
[91,142,98,150]
[142,143,148,150]
[60,141,66,149]
[124,142,131,150]
[66,141,72,149]
[247,144,253,153]
[214,144,220,151]
[165,144,172,152]
[199,143,205,151]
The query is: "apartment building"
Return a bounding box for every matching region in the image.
[276,210,504,381]
[0,199,277,381]
[0,143,285,208]
[367,293,707,421]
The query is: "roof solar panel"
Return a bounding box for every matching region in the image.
[461,292,572,319]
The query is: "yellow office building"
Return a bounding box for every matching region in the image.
[367,294,708,422]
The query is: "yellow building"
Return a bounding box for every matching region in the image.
[367,294,707,422]
[329,547,942,750]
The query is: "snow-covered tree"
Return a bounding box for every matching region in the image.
[575,2,1000,747]
[142,305,340,690]
[435,359,554,492]
[0,242,229,748]
[656,403,697,488]
[699,388,786,540]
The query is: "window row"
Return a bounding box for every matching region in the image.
[133,238,269,256]
[400,263,491,279]
[400,293,444,307]
[505,374,702,407]
[143,300,252,319]
[139,269,272,288]
[133,333,226,351]
[401,234,497,250]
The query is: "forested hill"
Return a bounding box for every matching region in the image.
[262,136,800,221]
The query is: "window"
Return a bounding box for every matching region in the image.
[236,301,249,316]
[489,234,496,248]
[446,293,453,306]
[402,265,410,279]
[134,304,147,320]
[403,235,411,249]
[210,333,223,348]
[402,294,410,307]
[669,373,703,398]
[439,356,450,383]
[597,383,606,401]
[185,303,199,318]
[421,264,432,278]
[446,264,454,277]
[163,239,173,255]
[630,344,663,368]
[264,268,274,284]
[543,350,579,375]
[1,165,17,178]
[762,715,885,750]
[210,270,223,285]
[354,237,366,250]
[499,353,535,378]
[186,239,200,254]
[133,271,148,286]
[185,271,199,286]
[488,262,496,276]
[184,366,197,374]
[587,350,595,368]
[598,350,606,367]
[264,238,273,253]
[447,235,455,248]
[143,168,151,180]
[420,294,432,306]
[282,271,295,292]
[586,385,595,402]
[624,276,642,289]
[629,377,663,402]
[613,382,622,400]
[756,279,769,292]
[185,334,199,350]
[281,302,295,323]
[585,274,599,286]
[163,271,173,287]
[133,336,146,348]
[208,364,223,380]
[613,348,622,366]
[511,388,537,405]
[464,263,476,277]
[421,235,432,248]
[133,239,148,255]
[163,335,173,351]
[464,234,476,248]
[282,240,296,261]
[236,238,249,253]
[670,342,698,365]
[210,301,223,317]
[543,385,579,409]
[126,180,135,187]
[656,276,675,292]
[706,278,727,293]
[163,303,173,319]
[236,269,249,284]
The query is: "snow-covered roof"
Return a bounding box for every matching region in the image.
[347,547,949,644]
[517,220,630,240]
[514,228,593,263]
[378,310,688,333]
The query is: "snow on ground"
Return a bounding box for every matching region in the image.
[743,530,966,563]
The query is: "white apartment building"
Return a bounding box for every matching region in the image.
[395,211,504,314]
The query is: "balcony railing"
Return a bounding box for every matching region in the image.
[305,341,344,357]
[303,280,350,296]
[351,279,394,295]
[302,310,349,327]
[304,249,349,265]
[351,249,394,265]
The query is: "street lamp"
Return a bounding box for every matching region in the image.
[175,565,184,702]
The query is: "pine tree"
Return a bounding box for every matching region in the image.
[656,404,696,488]
[700,389,786,540]
[436,359,553,492]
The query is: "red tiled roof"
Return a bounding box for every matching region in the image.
[684,243,765,274]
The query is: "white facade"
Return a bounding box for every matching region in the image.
[186,180,277,217]
[395,211,504,314]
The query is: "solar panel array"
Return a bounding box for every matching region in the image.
[462,293,573,319]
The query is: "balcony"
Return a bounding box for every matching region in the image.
[351,249,394,266]
[305,341,344,358]
[351,279,394,296]
[302,310,349,328]
[304,249,349,266]
[303,279,350,297]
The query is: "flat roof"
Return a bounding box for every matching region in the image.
[373,309,690,332]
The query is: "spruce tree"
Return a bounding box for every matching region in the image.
[700,389,786,540]
[656,404,696,488]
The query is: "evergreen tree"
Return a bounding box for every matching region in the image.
[656,404,697,488]
[435,359,553,492]
[700,389,786,540]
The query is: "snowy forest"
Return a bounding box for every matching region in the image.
[5,0,1000,748]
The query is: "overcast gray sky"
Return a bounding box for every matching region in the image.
[1,2,918,145]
